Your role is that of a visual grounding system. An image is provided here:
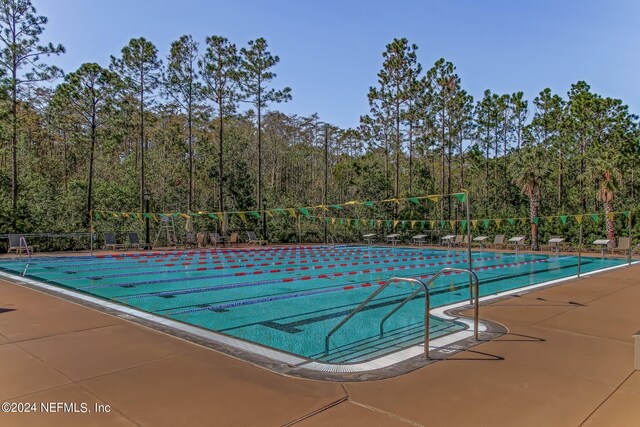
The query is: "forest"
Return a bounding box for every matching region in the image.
[0,0,639,250]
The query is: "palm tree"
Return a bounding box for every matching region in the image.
[509,146,549,250]
[589,153,622,242]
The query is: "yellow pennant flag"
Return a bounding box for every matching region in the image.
[495,219,502,227]
[575,214,583,224]
[471,220,478,229]
[427,195,439,203]
[410,220,416,229]
[151,213,158,222]
[450,220,456,229]
[520,217,527,224]
[266,210,273,217]
[288,208,297,218]
[393,220,399,228]
[430,220,436,228]
[347,218,352,225]
[606,212,615,220]
[377,219,382,228]
[111,212,119,218]
[331,217,336,224]
[238,212,247,223]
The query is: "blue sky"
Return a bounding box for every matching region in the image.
[38,0,640,128]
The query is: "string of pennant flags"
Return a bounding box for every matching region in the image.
[91,190,632,230]
[92,192,469,223]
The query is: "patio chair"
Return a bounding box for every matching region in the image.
[196,232,207,248]
[490,234,506,249]
[611,237,631,255]
[452,235,464,247]
[127,232,143,250]
[103,232,126,251]
[7,234,35,254]
[184,233,196,248]
[209,232,224,247]
[247,230,267,245]
[228,232,239,246]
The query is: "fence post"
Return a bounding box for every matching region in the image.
[577,222,583,278]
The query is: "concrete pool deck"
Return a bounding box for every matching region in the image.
[0,259,639,426]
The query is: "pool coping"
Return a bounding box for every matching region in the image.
[0,255,636,381]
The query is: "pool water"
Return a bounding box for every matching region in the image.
[0,246,626,363]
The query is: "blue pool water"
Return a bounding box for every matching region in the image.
[0,246,626,363]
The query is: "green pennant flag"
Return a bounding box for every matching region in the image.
[440,220,446,228]
[483,219,490,228]
[172,212,181,218]
[339,218,344,225]
[370,219,376,227]
[420,220,426,229]
[208,213,218,220]
[330,204,342,210]
[353,218,359,226]
[461,220,467,230]
[560,215,568,224]
[143,213,153,220]
[591,214,600,223]
[325,217,331,224]
[250,211,261,219]
[385,220,392,227]
[623,211,630,218]
[94,211,101,220]
[298,207,310,217]
[273,208,287,215]
[454,192,467,203]
[408,197,420,205]
[364,201,374,207]
[532,217,540,225]
[507,218,515,225]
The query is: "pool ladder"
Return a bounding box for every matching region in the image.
[324,267,480,359]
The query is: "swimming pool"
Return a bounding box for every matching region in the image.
[0,246,627,366]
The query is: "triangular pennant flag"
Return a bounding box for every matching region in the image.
[411,220,416,229]
[288,208,297,218]
[266,210,273,217]
[408,197,420,205]
[325,217,331,224]
[273,208,287,215]
[250,211,261,219]
[94,211,101,220]
[430,220,436,228]
[461,220,467,230]
[370,219,376,227]
[172,212,181,218]
[590,214,599,223]
[339,219,345,225]
[520,217,527,224]
[471,220,478,229]
[180,213,190,219]
[427,195,439,203]
[122,212,130,218]
[606,212,615,220]
[420,220,426,229]
[623,211,630,218]
[495,219,502,227]
[393,220,399,228]
[237,212,247,223]
[560,215,568,224]
[135,213,142,221]
[532,217,539,225]
[386,220,392,227]
[401,220,407,228]
[330,204,342,210]
[450,220,456,229]
[454,193,467,203]
[151,213,159,222]
[143,213,153,220]
[298,207,310,217]
[545,216,554,222]
[507,218,514,225]
[207,213,218,220]
[440,220,446,228]
[575,215,583,224]
[111,212,119,218]
[364,201,374,208]
[346,218,352,225]
[483,219,490,228]
[377,220,383,227]
[331,217,336,224]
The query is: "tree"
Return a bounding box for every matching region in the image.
[199,35,240,213]
[54,63,119,224]
[110,37,162,214]
[509,146,549,250]
[164,35,200,212]
[0,0,64,227]
[240,38,291,210]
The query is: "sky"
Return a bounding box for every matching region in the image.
[37,0,640,129]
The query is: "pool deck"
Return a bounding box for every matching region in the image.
[0,252,639,426]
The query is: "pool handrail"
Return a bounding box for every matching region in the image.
[19,236,32,276]
[323,268,480,359]
[630,243,640,265]
[379,268,479,341]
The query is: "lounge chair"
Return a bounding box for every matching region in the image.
[184,233,196,248]
[127,232,143,250]
[386,233,401,246]
[7,234,34,254]
[611,237,631,255]
[196,232,207,248]
[452,235,464,247]
[228,232,239,246]
[247,230,267,245]
[104,232,126,251]
[209,232,225,247]
[490,234,506,249]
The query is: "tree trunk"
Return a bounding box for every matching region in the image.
[11,75,18,230]
[529,195,539,250]
[604,201,616,242]
[218,100,224,213]
[86,104,96,227]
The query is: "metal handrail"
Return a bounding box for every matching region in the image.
[630,243,640,265]
[324,267,481,359]
[380,268,480,341]
[324,277,431,358]
[19,236,32,276]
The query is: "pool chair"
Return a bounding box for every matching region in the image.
[490,234,506,249]
[196,232,207,248]
[127,232,143,250]
[452,235,464,247]
[209,232,226,247]
[228,232,239,246]
[7,234,35,254]
[611,237,631,255]
[247,230,267,245]
[103,233,126,251]
[183,233,196,248]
